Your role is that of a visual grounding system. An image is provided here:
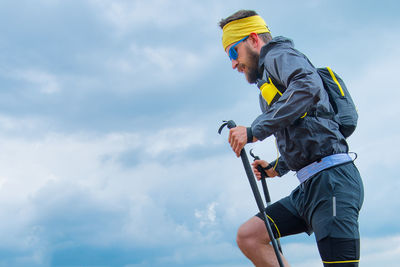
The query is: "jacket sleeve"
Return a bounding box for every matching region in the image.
[269,157,290,177]
[254,94,290,177]
[251,46,325,141]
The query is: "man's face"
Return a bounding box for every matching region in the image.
[225,39,261,84]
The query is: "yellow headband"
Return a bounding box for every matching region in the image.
[222,15,270,51]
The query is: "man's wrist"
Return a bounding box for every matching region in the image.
[263,163,274,170]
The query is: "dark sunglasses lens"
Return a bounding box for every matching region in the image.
[229,47,237,60]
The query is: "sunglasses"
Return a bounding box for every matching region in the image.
[229,36,249,61]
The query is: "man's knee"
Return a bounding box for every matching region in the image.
[236,216,269,249]
[236,222,252,247]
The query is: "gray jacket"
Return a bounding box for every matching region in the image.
[251,36,348,174]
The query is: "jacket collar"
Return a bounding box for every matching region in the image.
[258,36,295,70]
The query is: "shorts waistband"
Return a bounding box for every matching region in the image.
[296,153,352,184]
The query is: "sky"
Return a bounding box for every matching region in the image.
[0,0,399,266]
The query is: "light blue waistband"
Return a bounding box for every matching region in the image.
[296,153,352,183]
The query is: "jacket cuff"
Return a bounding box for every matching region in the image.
[270,157,290,177]
[246,127,254,143]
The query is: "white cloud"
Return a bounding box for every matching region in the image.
[85,0,224,92]
[89,0,175,32]
[361,235,400,266]
[283,241,320,267]
[0,115,47,134]
[340,32,400,234]
[103,42,220,92]
[144,127,205,156]
[141,46,198,73]
[13,69,61,94]
[0,121,224,254]
[109,43,218,91]
[157,242,244,266]
[0,115,292,264]
[195,202,218,228]
[349,34,400,126]
[88,0,222,34]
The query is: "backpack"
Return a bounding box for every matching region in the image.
[257,67,358,138]
[316,67,358,138]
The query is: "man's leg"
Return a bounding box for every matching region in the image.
[236,200,308,267]
[308,163,364,266]
[237,216,289,267]
[317,237,360,267]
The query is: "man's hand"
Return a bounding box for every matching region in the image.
[228,126,248,157]
[252,159,279,180]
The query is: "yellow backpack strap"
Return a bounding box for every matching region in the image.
[257,77,307,118]
[326,66,345,96]
[258,77,282,106]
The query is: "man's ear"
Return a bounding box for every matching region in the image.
[248,32,261,49]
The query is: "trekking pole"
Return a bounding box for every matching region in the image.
[249,149,283,253]
[218,120,284,267]
[249,149,273,205]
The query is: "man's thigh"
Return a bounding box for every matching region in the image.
[256,197,309,239]
[317,237,360,266]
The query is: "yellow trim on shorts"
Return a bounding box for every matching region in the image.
[322,260,360,264]
[266,215,281,238]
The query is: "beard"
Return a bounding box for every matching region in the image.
[244,46,261,84]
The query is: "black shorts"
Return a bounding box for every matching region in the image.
[256,162,363,265]
[256,203,360,266]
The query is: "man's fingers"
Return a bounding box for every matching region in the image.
[235,142,244,157]
[228,127,246,157]
[230,131,239,155]
[231,138,237,152]
[253,168,260,176]
[233,140,239,153]
[234,144,241,157]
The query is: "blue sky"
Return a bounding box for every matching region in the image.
[0,0,399,266]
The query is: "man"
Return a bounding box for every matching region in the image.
[219,10,364,267]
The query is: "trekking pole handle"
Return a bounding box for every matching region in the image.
[249,149,273,178]
[249,149,273,205]
[218,120,237,134]
[256,159,268,179]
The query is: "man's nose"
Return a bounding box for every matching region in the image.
[231,59,238,69]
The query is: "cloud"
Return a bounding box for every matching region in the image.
[2,68,61,94]
[0,114,48,135]
[105,43,213,91]
[20,69,61,94]
[362,235,400,266]
[88,0,222,34]
[0,1,398,266]
[144,127,206,156]
[340,31,400,237]
[195,202,218,228]
[0,115,295,265]
[0,121,238,264]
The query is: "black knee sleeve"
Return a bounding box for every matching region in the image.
[317,237,360,266]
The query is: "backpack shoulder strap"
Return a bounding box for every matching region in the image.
[257,68,286,106]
